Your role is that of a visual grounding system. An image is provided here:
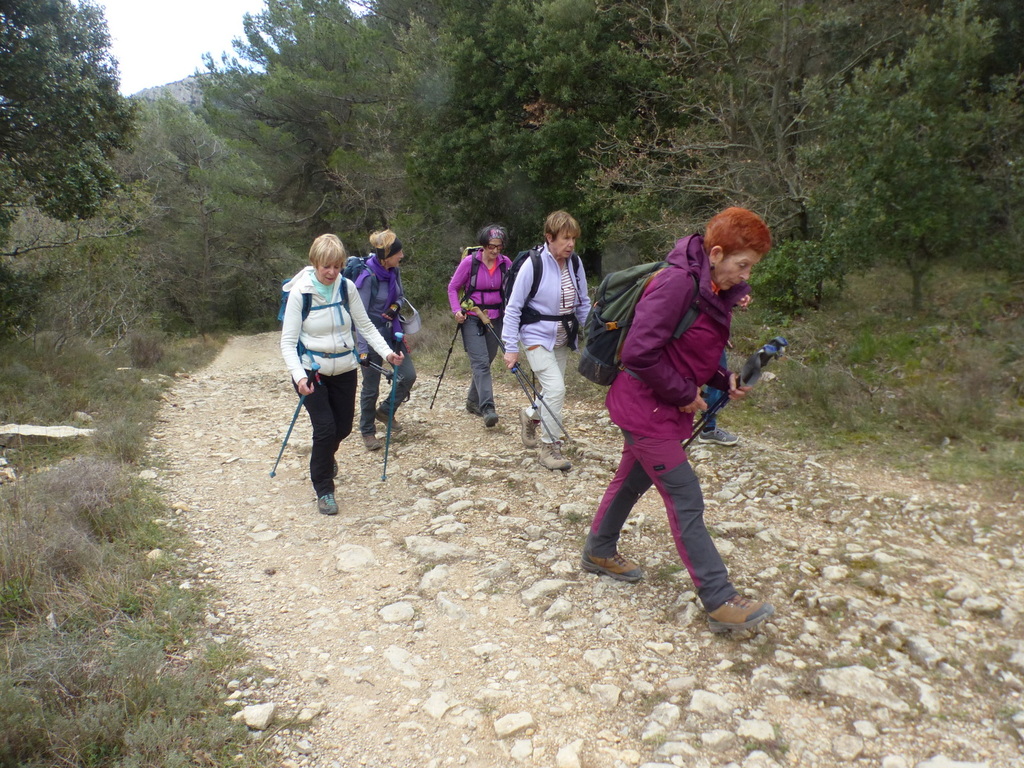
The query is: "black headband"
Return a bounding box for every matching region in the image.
[380,238,403,259]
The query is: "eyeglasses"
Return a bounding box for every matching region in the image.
[484,242,502,251]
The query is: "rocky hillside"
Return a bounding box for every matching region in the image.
[148,332,1024,768]
[132,75,204,108]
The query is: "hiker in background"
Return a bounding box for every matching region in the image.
[698,293,753,446]
[698,351,738,445]
[581,207,776,633]
[502,210,590,471]
[447,224,512,428]
[280,234,405,515]
[355,229,418,451]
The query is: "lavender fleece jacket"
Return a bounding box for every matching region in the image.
[605,234,751,440]
[501,244,590,352]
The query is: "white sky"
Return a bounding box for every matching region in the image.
[100,0,268,95]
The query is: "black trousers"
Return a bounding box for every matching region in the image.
[299,369,357,497]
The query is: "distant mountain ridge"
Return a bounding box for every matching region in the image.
[132,76,204,109]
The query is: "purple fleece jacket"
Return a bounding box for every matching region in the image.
[447,250,512,319]
[605,234,751,440]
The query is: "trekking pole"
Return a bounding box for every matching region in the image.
[270,363,320,477]
[509,363,569,442]
[360,355,395,382]
[461,298,506,353]
[682,336,788,452]
[381,332,404,481]
[463,298,573,442]
[429,323,462,409]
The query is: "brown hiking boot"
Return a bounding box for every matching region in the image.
[374,406,403,433]
[707,595,775,633]
[362,432,383,451]
[519,409,539,448]
[581,549,643,583]
[537,440,570,471]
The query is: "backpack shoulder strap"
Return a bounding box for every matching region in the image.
[527,248,543,302]
[301,292,313,321]
[671,273,701,338]
[466,250,482,296]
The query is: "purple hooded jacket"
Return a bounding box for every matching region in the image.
[605,234,752,440]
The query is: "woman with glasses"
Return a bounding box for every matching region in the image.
[447,224,512,427]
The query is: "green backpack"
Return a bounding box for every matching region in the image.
[577,261,699,386]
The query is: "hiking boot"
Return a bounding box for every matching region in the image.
[520,409,539,448]
[482,406,499,428]
[362,432,383,451]
[317,493,339,516]
[466,399,482,416]
[698,426,739,446]
[707,595,774,633]
[581,548,643,583]
[537,440,571,471]
[375,406,403,433]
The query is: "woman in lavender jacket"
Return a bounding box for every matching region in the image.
[502,211,590,471]
[581,207,777,634]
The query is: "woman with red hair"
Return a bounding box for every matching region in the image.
[581,207,776,633]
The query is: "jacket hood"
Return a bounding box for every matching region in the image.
[283,266,317,294]
[665,234,751,325]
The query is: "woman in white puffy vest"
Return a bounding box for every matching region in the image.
[280,234,403,515]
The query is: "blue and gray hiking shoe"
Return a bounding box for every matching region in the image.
[698,426,739,446]
[317,493,339,516]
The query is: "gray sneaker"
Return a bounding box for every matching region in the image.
[482,406,499,428]
[317,493,339,516]
[698,426,739,446]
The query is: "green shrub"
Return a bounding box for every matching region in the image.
[750,239,844,315]
[127,332,166,369]
[0,459,262,767]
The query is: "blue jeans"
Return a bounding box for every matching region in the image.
[701,350,730,432]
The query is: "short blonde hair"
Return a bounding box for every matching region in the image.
[544,210,581,241]
[309,234,347,268]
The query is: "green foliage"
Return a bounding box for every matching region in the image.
[0,260,39,338]
[750,239,845,314]
[397,0,654,258]
[588,0,922,253]
[0,362,261,767]
[121,98,294,334]
[0,0,135,244]
[206,0,398,238]
[806,0,1024,308]
[734,263,1023,494]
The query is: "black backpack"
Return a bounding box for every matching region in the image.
[577,263,699,386]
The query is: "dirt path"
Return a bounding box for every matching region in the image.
[150,332,1024,768]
